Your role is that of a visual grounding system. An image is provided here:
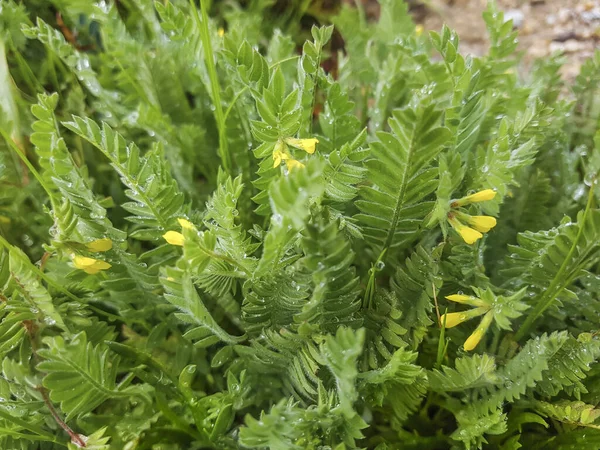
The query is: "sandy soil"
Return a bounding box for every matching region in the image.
[422,0,600,80]
[349,0,600,81]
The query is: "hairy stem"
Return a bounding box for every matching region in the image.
[40,388,86,447]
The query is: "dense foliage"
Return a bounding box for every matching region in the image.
[1,0,600,448]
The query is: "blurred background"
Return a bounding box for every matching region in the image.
[270,0,600,80]
[415,0,599,80]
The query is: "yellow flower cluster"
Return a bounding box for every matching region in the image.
[447,189,497,244]
[163,218,195,246]
[439,293,493,351]
[71,238,113,274]
[272,137,319,172]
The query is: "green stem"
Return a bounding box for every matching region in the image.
[223,86,249,123]
[191,0,231,174]
[0,128,57,210]
[306,44,323,136]
[40,388,86,447]
[435,307,448,369]
[0,429,65,446]
[0,408,64,446]
[516,183,596,341]
[106,341,178,386]
[9,40,43,94]
[155,391,207,442]
[353,0,367,28]
[268,55,300,70]
[47,54,61,93]
[362,248,387,310]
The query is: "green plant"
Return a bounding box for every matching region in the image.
[1,0,600,449]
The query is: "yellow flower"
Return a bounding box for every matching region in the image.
[284,137,319,154]
[285,159,305,171]
[452,189,497,207]
[448,216,483,245]
[272,141,290,168]
[465,215,497,233]
[415,24,424,36]
[442,291,505,351]
[273,148,288,167]
[464,311,494,351]
[445,294,487,307]
[163,231,184,246]
[446,294,474,304]
[164,219,194,246]
[86,238,113,252]
[218,27,225,37]
[72,255,111,275]
[177,218,194,230]
[445,189,498,244]
[439,306,488,328]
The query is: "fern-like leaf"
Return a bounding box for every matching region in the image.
[356,103,451,253]
[37,333,135,420]
[391,245,443,347]
[476,332,569,412]
[529,399,600,428]
[297,26,333,134]
[359,346,425,422]
[203,175,258,274]
[323,129,368,204]
[297,211,362,332]
[239,389,367,450]
[320,327,364,416]
[322,129,369,239]
[502,208,600,335]
[235,329,322,400]
[242,272,309,335]
[160,265,245,348]
[360,289,408,370]
[2,246,65,330]
[252,159,325,278]
[63,116,186,241]
[452,407,507,450]
[534,332,600,399]
[429,354,498,393]
[22,18,121,114]
[318,83,362,153]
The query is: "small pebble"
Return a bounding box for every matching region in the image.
[557,8,571,24]
[581,8,600,23]
[549,39,587,54]
[504,9,524,29]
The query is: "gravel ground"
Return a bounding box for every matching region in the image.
[349,0,600,81]
[422,0,600,81]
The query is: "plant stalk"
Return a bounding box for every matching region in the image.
[191,0,232,175]
[516,181,596,341]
